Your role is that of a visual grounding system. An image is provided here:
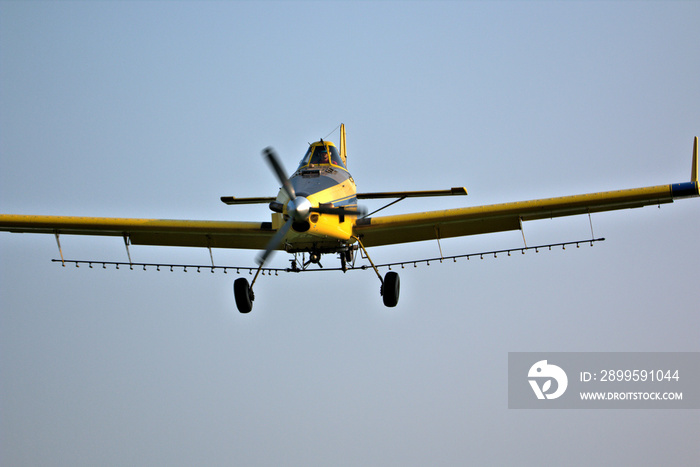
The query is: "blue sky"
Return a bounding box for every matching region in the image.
[2,2,699,465]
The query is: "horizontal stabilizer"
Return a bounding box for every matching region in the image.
[357,187,467,199]
[221,196,277,205]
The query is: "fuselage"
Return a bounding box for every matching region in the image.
[273,140,358,253]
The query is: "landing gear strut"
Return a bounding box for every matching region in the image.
[353,236,400,308]
[235,241,399,312]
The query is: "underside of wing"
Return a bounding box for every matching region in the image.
[0,215,275,249]
[354,182,699,247]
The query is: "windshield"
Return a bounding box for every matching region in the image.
[299,144,346,169]
[310,145,330,165]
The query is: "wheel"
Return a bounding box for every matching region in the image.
[234,278,253,313]
[382,271,400,307]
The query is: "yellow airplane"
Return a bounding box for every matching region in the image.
[0,124,698,313]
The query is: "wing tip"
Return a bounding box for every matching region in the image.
[691,136,698,183]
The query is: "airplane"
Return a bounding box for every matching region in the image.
[0,124,698,313]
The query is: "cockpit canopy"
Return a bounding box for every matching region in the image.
[298,141,346,170]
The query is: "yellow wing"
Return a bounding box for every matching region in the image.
[356,137,699,247]
[0,215,274,249]
[354,182,699,247]
[3,139,698,252]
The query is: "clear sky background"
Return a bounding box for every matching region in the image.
[1,1,699,465]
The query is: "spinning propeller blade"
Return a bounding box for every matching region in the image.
[263,147,295,201]
[256,217,293,266]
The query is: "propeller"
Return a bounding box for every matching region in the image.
[263,147,296,201]
[256,147,365,266]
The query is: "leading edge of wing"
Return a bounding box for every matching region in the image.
[0,215,275,249]
[354,182,699,247]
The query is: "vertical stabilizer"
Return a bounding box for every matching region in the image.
[340,123,347,166]
[692,136,698,183]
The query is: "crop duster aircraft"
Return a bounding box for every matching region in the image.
[0,125,698,313]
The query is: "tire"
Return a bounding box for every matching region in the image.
[234,278,253,313]
[382,271,400,307]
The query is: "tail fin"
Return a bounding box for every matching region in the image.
[340,123,347,167]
